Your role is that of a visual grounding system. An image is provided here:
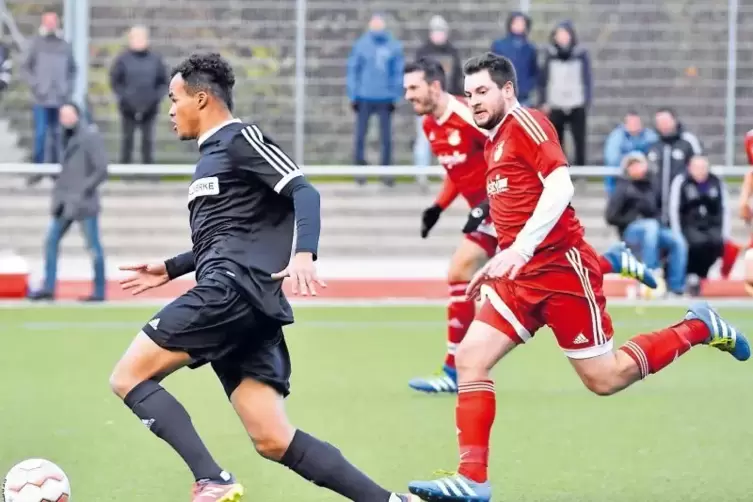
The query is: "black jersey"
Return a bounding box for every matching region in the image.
[166,118,321,323]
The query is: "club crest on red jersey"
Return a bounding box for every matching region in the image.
[448,129,461,146]
[493,141,505,161]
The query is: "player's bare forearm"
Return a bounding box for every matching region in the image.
[164,250,196,280]
[284,177,321,259]
[741,172,753,205]
[511,166,574,260]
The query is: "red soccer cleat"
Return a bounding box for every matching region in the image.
[191,479,244,502]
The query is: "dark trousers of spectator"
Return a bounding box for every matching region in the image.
[120,106,158,164]
[43,216,106,299]
[549,106,587,166]
[354,101,393,166]
[32,105,60,163]
[686,237,724,278]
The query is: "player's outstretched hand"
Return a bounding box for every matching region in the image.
[118,262,170,295]
[421,204,443,238]
[271,252,327,296]
[463,200,490,234]
[466,248,527,300]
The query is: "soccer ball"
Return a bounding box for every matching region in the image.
[2,459,70,502]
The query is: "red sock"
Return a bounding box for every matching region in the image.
[446,282,475,369]
[598,254,613,275]
[456,380,495,483]
[618,320,709,378]
[721,240,741,279]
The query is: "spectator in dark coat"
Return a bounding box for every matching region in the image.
[646,108,703,223]
[29,103,108,302]
[539,20,592,166]
[109,25,168,164]
[668,155,729,293]
[490,12,538,106]
[21,11,76,165]
[605,152,687,295]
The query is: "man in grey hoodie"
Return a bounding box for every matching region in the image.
[21,11,76,164]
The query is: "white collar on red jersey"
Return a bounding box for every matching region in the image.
[435,94,462,126]
[197,118,242,147]
[489,100,521,140]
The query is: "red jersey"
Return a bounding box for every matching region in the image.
[423,96,488,208]
[484,105,584,257]
[745,129,753,165]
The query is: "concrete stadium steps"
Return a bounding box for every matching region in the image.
[5,0,753,165]
[1,179,749,263]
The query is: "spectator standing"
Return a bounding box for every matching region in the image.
[668,155,729,294]
[413,15,462,186]
[109,25,168,164]
[347,13,404,185]
[539,21,592,166]
[605,152,687,296]
[603,111,658,195]
[21,11,76,164]
[28,103,108,302]
[490,12,538,106]
[646,107,703,223]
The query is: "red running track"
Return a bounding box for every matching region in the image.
[50,277,749,301]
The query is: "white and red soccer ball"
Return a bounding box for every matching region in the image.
[2,459,70,502]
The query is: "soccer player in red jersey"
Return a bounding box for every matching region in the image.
[408,53,750,502]
[403,57,657,395]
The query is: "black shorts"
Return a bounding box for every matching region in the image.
[142,270,291,398]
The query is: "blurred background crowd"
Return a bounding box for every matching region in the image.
[0,1,751,301]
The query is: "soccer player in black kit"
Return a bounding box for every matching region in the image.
[109,53,417,502]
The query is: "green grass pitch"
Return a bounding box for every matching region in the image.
[1,304,752,501]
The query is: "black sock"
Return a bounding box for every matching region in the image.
[280,430,392,502]
[124,380,226,482]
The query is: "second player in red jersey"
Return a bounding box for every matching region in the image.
[407,52,750,502]
[403,58,497,394]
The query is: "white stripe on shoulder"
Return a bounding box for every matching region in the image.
[511,107,548,144]
[681,131,703,155]
[240,125,296,177]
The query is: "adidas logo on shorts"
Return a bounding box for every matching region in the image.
[573,333,589,345]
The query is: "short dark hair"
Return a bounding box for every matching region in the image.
[655,107,676,118]
[463,52,518,95]
[172,53,236,111]
[404,58,446,90]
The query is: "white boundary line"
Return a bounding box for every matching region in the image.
[0,297,750,309]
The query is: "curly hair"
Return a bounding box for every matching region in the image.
[171,52,236,111]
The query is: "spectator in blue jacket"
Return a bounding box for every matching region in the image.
[347,13,404,185]
[603,111,658,195]
[490,12,538,106]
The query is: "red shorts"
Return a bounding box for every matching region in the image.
[475,242,614,359]
[465,218,498,258]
